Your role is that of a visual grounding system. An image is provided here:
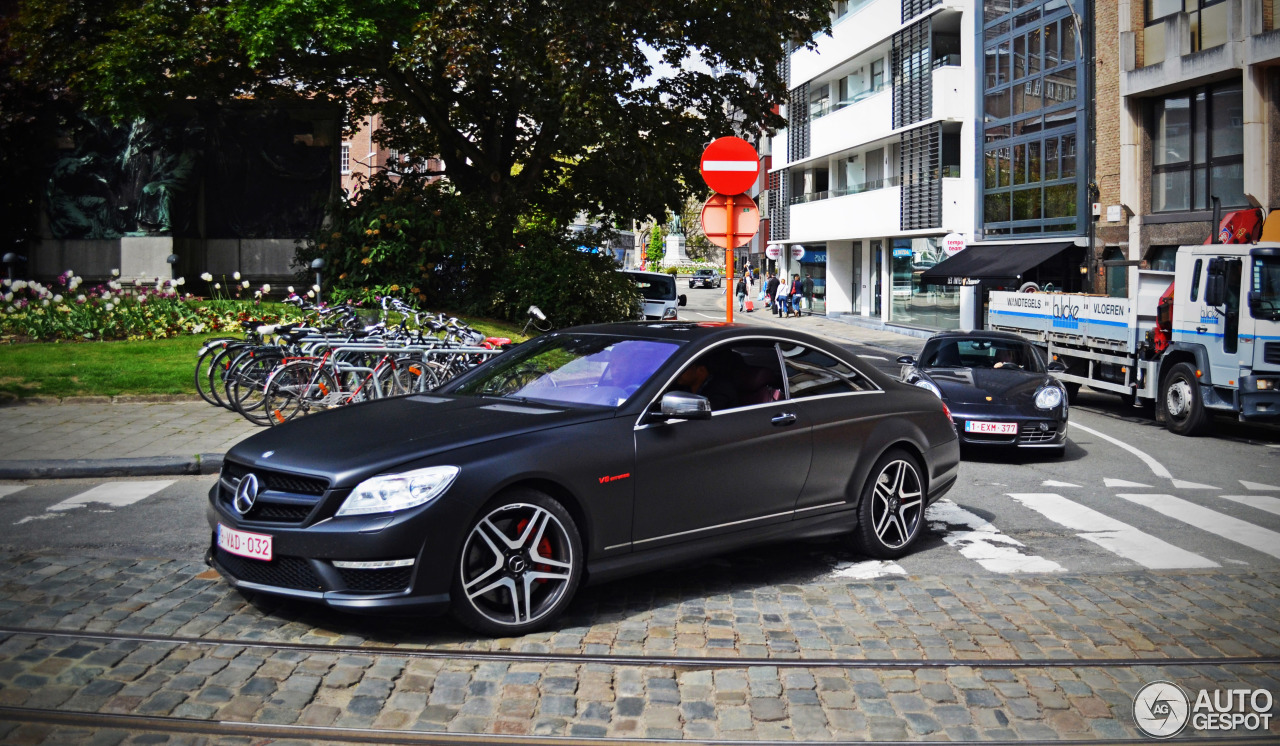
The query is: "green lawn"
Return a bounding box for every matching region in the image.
[0,317,526,400]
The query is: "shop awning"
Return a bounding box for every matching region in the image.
[919,241,1076,285]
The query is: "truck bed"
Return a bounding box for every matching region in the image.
[987,291,1139,351]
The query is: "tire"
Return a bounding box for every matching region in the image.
[450,490,582,636]
[194,339,238,407]
[262,361,338,425]
[1160,362,1212,436]
[226,349,285,425]
[854,449,927,559]
[205,344,249,410]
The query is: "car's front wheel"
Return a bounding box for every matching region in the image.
[855,449,926,559]
[451,490,582,636]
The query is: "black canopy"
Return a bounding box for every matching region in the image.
[919,241,1075,285]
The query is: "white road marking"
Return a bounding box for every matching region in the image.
[830,559,906,579]
[926,499,1065,573]
[1240,480,1280,491]
[0,485,28,499]
[1007,493,1217,569]
[1041,480,1081,488]
[1171,480,1218,490]
[1219,495,1280,518]
[46,481,174,513]
[1071,422,1173,479]
[1105,478,1151,489]
[1117,493,1280,561]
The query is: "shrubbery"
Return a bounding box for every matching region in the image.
[297,174,640,327]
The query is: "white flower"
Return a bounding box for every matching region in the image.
[312,284,320,292]
[108,280,122,291]
[41,299,49,307]
[214,283,221,289]
[254,291,262,299]
[191,323,205,334]
[176,277,186,286]
[200,272,213,282]
[104,302,114,312]
[242,280,250,288]
[287,286,295,293]
[2,293,10,302]
[76,294,86,303]
[261,284,271,293]
[0,279,8,287]
[11,280,26,291]
[52,294,63,303]
[111,269,120,277]
[233,271,241,280]
[306,290,315,298]
[101,292,112,301]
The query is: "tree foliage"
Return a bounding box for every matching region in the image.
[8,0,830,228]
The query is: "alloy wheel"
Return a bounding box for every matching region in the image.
[458,502,576,628]
[870,459,923,550]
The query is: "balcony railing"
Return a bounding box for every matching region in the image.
[809,83,888,120]
[932,53,962,69]
[789,176,901,204]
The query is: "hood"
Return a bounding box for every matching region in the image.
[225,394,614,485]
[924,368,1053,406]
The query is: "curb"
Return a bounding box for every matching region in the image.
[0,454,224,480]
[0,394,203,407]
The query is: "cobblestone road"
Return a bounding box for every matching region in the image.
[0,551,1276,743]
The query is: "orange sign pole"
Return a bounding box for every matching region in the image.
[725,193,736,324]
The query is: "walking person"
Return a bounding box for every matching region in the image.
[788,274,803,317]
[735,276,747,312]
[803,273,815,314]
[766,273,781,316]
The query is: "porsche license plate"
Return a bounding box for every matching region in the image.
[217,524,273,561]
[965,420,1018,435]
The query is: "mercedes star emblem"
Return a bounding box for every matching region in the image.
[233,473,261,515]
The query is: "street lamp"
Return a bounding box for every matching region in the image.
[310,258,326,302]
[2,252,24,283]
[165,253,179,280]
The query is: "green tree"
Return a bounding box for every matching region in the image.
[647,222,665,269]
[8,0,830,230]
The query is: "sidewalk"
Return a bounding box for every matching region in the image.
[0,316,927,479]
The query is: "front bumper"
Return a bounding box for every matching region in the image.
[1239,375,1280,421]
[950,410,1069,448]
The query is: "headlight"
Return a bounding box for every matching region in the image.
[337,465,459,517]
[914,379,942,398]
[1035,386,1064,409]
[662,307,678,320]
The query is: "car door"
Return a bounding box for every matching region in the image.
[777,342,882,513]
[631,340,813,550]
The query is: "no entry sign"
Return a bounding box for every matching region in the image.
[700,137,760,195]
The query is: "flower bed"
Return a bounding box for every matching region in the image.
[1,270,305,343]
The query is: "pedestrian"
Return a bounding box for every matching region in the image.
[766,273,780,316]
[788,273,803,317]
[803,273,815,313]
[735,276,747,312]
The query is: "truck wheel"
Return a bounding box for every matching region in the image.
[1161,362,1212,436]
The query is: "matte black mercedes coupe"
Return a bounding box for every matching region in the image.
[208,323,960,635]
[897,331,1069,456]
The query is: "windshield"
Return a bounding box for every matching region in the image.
[444,334,682,407]
[1254,257,1280,317]
[626,273,676,301]
[921,338,1040,371]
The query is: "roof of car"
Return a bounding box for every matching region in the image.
[695,268,716,273]
[552,321,819,345]
[925,330,1031,344]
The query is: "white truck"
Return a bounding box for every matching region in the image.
[985,242,1280,435]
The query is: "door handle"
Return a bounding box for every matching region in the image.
[771,413,798,426]
[1196,326,1207,333]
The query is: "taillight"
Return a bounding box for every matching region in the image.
[941,402,953,421]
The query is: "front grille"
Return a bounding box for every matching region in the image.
[216,549,323,591]
[1019,422,1059,443]
[222,462,328,496]
[336,566,413,593]
[250,503,315,522]
[1265,342,1280,365]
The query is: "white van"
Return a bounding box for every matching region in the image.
[619,270,687,320]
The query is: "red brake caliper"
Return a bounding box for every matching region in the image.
[514,518,553,583]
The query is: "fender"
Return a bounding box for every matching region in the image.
[1159,343,1213,386]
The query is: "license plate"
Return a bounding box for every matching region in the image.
[217,524,273,561]
[965,420,1018,435]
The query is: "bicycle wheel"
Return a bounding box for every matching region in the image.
[263,362,339,425]
[392,356,446,393]
[226,349,286,425]
[205,343,251,410]
[194,338,239,407]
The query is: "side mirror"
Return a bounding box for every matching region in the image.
[895,355,916,365]
[678,294,688,307]
[1047,361,1067,373]
[656,391,711,420]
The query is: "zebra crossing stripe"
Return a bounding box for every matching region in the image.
[1116,493,1280,561]
[926,499,1065,574]
[1219,494,1280,518]
[47,481,175,512]
[0,486,27,500]
[1006,493,1217,569]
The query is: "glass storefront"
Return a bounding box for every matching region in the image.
[797,249,827,315]
[889,237,960,330]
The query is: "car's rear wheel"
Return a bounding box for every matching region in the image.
[855,449,926,559]
[451,490,582,636]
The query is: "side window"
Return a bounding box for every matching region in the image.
[1190,258,1203,301]
[778,343,874,399]
[664,341,784,412]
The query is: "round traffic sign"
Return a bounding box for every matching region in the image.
[700,194,760,249]
[700,137,760,195]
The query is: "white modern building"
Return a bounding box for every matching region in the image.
[769,0,1096,331]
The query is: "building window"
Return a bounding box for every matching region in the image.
[980,0,1085,238]
[341,143,351,174]
[1145,0,1229,59]
[1150,81,1244,213]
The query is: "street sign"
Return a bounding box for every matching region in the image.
[791,245,806,261]
[700,193,759,249]
[943,233,966,256]
[699,137,760,195]
[766,244,782,260]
